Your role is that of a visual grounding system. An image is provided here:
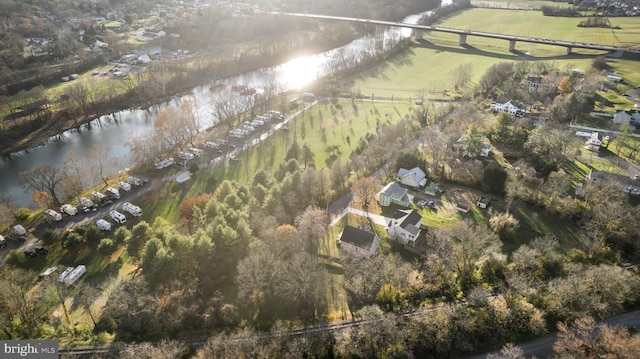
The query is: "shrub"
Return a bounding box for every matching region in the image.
[98,238,117,256]
[189,162,199,174]
[63,232,86,250]
[84,224,103,242]
[16,208,31,220]
[41,229,62,245]
[5,250,27,268]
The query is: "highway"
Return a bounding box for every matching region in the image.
[270,12,640,54]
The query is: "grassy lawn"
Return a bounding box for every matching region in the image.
[180,100,411,185]
[575,114,619,129]
[607,137,640,166]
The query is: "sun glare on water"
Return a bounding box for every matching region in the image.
[276,54,325,90]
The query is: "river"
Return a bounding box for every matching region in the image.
[0,3,449,208]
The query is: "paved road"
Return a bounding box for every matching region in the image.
[464,309,640,359]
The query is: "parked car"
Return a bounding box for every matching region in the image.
[0,235,6,248]
[416,200,428,208]
[35,246,48,255]
[43,209,63,222]
[23,250,36,258]
[229,154,239,162]
[60,204,78,216]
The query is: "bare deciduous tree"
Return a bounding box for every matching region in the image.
[19,162,64,205]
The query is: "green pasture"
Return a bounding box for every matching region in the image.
[471,0,576,9]
[350,41,596,99]
[438,8,640,46]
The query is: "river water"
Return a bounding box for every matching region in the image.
[0,4,448,207]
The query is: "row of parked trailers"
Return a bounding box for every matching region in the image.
[96,202,142,231]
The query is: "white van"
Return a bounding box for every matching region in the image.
[96,219,112,231]
[122,202,142,217]
[60,204,78,216]
[109,210,126,224]
[43,209,63,222]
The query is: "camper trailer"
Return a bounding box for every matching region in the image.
[60,204,78,216]
[109,210,127,224]
[96,219,112,231]
[122,202,142,216]
[63,265,86,285]
[79,197,95,212]
[14,224,27,237]
[118,181,132,192]
[58,267,74,283]
[43,209,63,222]
[106,187,121,199]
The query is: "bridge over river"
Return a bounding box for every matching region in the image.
[270,12,640,55]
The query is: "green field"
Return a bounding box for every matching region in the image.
[438,8,640,46]
[472,0,576,9]
[351,8,640,99]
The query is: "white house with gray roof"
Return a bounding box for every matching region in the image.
[377,182,412,207]
[387,209,422,246]
[397,167,427,189]
[491,98,526,117]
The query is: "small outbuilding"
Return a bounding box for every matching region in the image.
[477,197,491,209]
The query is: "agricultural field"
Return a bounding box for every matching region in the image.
[438,8,640,46]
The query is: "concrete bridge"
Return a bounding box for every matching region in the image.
[270,12,640,55]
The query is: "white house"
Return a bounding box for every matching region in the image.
[397,167,427,189]
[337,225,380,259]
[585,132,602,152]
[491,98,526,117]
[387,209,422,246]
[377,182,411,207]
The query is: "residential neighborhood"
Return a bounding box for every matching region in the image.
[1,0,640,358]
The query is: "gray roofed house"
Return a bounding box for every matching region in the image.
[387,209,422,246]
[612,110,640,128]
[397,167,427,189]
[377,182,412,207]
[338,225,380,259]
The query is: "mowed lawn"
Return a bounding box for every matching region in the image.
[220,100,414,184]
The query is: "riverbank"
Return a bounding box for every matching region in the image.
[0,39,353,157]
